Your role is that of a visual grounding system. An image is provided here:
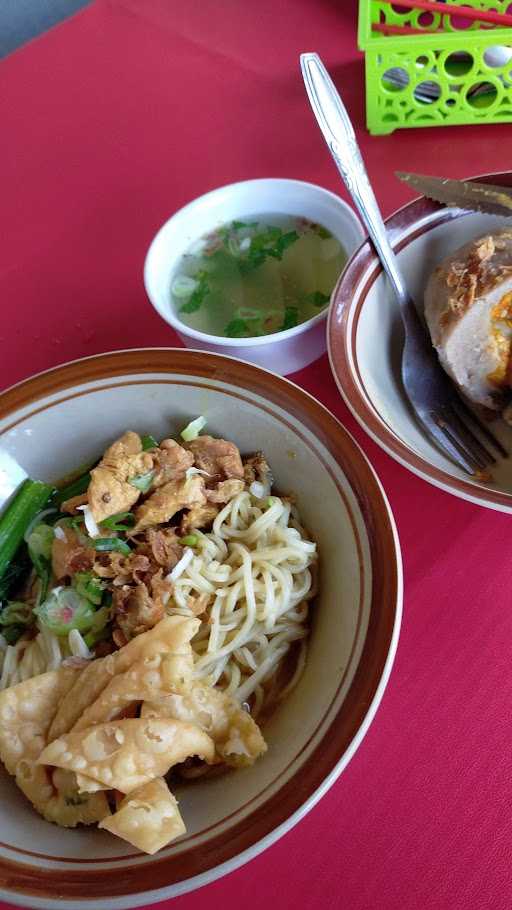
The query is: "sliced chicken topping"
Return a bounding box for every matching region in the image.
[243,451,273,487]
[88,431,153,523]
[180,502,219,534]
[151,439,194,488]
[185,436,244,483]
[52,528,95,581]
[133,475,206,533]
[206,479,245,504]
[60,493,88,514]
[112,583,164,640]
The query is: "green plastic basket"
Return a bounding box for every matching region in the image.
[358,0,512,134]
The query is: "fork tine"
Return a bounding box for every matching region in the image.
[422,415,481,475]
[442,405,496,467]
[452,395,508,459]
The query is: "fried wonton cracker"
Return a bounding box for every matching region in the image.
[99,777,185,854]
[49,615,199,741]
[16,763,110,827]
[39,717,215,793]
[0,666,108,826]
[72,649,195,733]
[0,667,81,775]
[142,682,267,768]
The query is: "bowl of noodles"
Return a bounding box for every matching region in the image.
[0,348,402,909]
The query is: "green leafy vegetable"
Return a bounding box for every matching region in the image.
[282,306,299,331]
[100,512,135,532]
[35,588,96,636]
[128,472,154,494]
[141,434,158,451]
[304,291,330,308]
[0,546,31,601]
[312,223,332,239]
[73,571,105,606]
[0,480,55,594]
[91,538,132,556]
[27,522,55,605]
[52,472,91,507]
[224,318,250,338]
[0,601,33,646]
[231,220,257,231]
[179,271,210,314]
[2,625,27,645]
[180,416,207,442]
[181,534,198,547]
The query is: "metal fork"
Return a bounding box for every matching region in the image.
[300,52,507,475]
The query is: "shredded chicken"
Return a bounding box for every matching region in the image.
[185,436,244,483]
[88,431,153,523]
[206,479,245,504]
[112,583,164,640]
[52,528,95,581]
[151,440,194,488]
[133,475,206,533]
[180,502,219,534]
[93,552,152,586]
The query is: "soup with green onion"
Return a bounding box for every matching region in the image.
[172,216,347,338]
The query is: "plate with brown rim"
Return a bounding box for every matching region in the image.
[0,348,401,909]
[328,171,512,512]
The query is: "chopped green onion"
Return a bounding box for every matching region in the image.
[304,290,330,308]
[100,512,135,531]
[282,306,299,331]
[129,471,154,493]
[73,571,105,606]
[180,416,206,442]
[52,472,91,507]
[181,534,198,547]
[83,605,111,648]
[0,480,55,589]
[172,276,198,299]
[179,272,210,314]
[141,434,158,451]
[27,523,54,562]
[91,538,132,556]
[35,588,96,636]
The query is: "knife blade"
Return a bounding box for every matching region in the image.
[395,171,512,217]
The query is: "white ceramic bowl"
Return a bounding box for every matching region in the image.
[144,179,365,374]
[0,348,401,909]
[328,171,512,512]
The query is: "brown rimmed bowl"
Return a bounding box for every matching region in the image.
[328,172,512,512]
[0,348,402,909]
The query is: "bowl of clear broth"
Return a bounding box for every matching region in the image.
[144,178,364,374]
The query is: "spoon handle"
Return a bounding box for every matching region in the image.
[300,52,409,311]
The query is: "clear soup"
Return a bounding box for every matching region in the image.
[171,215,346,338]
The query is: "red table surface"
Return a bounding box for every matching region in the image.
[2,2,512,908]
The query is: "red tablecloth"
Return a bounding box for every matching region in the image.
[2,2,512,908]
